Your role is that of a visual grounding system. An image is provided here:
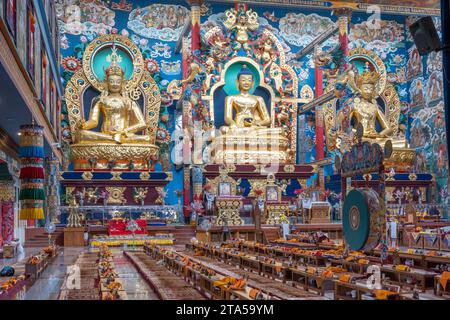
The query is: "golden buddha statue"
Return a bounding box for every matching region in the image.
[348,69,406,149]
[69,44,159,170]
[213,66,289,164]
[75,47,149,145]
[220,66,283,137]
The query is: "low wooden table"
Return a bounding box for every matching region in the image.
[240,256,261,274]
[25,251,58,279]
[380,265,438,292]
[434,275,450,297]
[334,280,388,300]
[290,267,335,296]
[328,259,369,274]
[400,292,448,300]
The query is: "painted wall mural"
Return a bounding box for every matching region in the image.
[279,13,334,48]
[405,15,447,201]
[56,1,447,203]
[55,0,116,35]
[127,4,190,41]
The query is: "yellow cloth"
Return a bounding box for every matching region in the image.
[345,256,356,262]
[306,267,316,275]
[358,259,370,265]
[213,280,228,287]
[439,271,450,290]
[395,265,410,272]
[19,208,44,220]
[374,289,396,300]
[339,274,352,283]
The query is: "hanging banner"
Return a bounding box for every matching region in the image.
[19,124,45,220]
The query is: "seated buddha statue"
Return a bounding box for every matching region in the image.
[348,69,406,149]
[220,65,284,137]
[213,65,289,164]
[75,47,150,145]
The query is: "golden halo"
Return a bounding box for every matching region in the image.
[82,34,144,92]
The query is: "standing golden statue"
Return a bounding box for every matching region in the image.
[76,46,149,144]
[346,68,406,148]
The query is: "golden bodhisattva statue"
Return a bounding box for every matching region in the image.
[76,48,149,144]
[348,69,406,149]
[213,66,289,164]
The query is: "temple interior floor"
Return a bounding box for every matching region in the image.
[112,252,159,300]
[3,245,443,300]
[2,245,330,300]
[1,247,160,300]
[22,248,84,300]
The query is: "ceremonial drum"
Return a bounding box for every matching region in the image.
[343,189,384,251]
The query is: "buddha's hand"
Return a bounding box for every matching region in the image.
[79,119,86,130]
[113,133,122,144]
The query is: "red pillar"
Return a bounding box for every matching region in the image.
[315,50,324,161]
[183,0,203,220]
[336,8,352,69]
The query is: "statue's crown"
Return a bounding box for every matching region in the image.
[357,69,380,86]
[104,44,125,78]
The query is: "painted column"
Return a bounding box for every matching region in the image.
[314,46,324,162]
[190,0,202,60]
[189,0,204,215]
[183,1,203,222]
[334,7,352,194]
[335,7,352,69]
[182,37,191,222]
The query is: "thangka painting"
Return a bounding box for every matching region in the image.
[405,15,446,195]
[55,0,116,35]
[127,4,190,42]
[406,46,423,80]
[410,101,448,201]
[409,77,426,108]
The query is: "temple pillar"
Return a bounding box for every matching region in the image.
[185,0,204,221]
[335,7,352,69]
[189,0,202,60]
[182,36,191,221]
[314,46,324,162]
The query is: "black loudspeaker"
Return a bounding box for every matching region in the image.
[409,16,442,56]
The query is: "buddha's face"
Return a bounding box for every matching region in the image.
[107,74,123,93]
[360,83,375,100]
[237,74,254,92]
